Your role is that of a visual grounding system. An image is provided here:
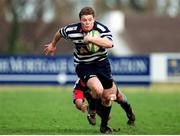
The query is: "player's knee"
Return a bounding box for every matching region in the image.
[103,90,116,101]
[102,97,112,107]
[117,94,124,102]
[117,93,126,102]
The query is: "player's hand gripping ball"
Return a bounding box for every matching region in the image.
[86,30,100,53]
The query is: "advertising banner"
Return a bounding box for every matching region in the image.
[110,56,150,85]
[0,55,150,85]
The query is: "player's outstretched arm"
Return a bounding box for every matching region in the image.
[43,31,61,55]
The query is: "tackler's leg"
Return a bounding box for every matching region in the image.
[115,87,135,125]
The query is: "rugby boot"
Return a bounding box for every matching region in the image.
[126,107,135,125]
[120,102,135,125]
[87,113,96,125]
[100,125,113,134]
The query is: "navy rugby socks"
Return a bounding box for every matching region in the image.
[100,104,111,127]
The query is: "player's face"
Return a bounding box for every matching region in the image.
[80,15,95,32]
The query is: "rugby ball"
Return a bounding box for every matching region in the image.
[87,30,100,53]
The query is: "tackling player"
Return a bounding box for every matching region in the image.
[73,78,107,126]
[73,78,135,126]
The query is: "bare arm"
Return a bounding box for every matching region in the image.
[51,31,61,47]
[43,31,62,55]
[84,35,113,48]
[75,99,88,112]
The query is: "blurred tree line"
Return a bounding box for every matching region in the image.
[0,0,179,55]
[0,0,76,55]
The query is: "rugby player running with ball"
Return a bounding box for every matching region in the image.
[44,6,135,134]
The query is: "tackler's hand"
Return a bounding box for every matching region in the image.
[80,104,88,112]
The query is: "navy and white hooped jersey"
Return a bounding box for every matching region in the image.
[59,21,113,65]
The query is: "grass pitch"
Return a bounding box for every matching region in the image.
[0,84,180,135]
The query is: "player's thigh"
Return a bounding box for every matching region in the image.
[87,76,104,97]
[75,64,97,82]
[97,59,113,89]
